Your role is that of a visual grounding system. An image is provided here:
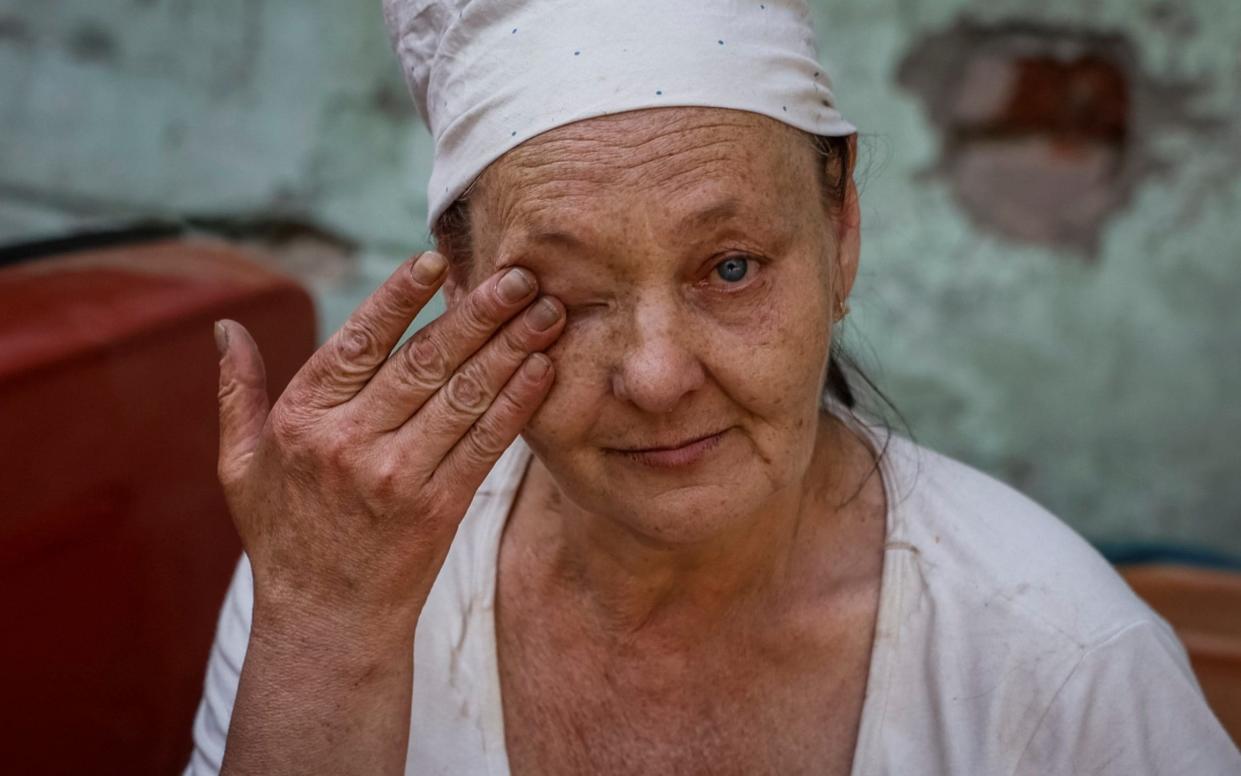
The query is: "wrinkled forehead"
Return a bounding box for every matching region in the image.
[469,107,821,267]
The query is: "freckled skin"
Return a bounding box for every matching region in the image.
[460,109,847,541]
[445,108,885,775]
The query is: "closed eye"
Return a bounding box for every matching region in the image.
[563,300,610,321]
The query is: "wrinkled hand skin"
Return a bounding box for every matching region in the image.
[212,251,564,776]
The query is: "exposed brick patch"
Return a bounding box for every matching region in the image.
[897,19,1212,256]
[967,54,1129,146]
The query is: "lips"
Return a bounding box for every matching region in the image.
[607,429,728,468]
[617,431,721,453]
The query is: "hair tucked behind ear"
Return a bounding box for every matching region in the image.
[809,135,859,410]
[810,134,909,480]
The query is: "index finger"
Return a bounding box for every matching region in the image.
[285,251,448,410]
[348,265,542,430]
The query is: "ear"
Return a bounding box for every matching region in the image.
[832,134,861,307]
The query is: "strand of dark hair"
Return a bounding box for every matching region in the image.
[812,134,912,506]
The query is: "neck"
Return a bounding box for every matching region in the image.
[511,412,878,643]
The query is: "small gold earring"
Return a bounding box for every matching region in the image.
[836,299,850,321]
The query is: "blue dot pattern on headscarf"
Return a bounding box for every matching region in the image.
[401,0,857,228]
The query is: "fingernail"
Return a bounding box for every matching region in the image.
[525,297,562,331]
[498,267,536,303]
[524,353,551,379]
[214,320,229,356]
[411,251,448,284]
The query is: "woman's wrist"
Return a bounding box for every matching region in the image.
[247,570,427,664]
[222,588,419,776]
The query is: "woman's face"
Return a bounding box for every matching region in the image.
[452,107,859,543]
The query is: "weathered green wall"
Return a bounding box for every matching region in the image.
[1,1,1238,553]
[823,0,1241,555]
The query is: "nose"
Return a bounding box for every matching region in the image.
[611,302,705,414]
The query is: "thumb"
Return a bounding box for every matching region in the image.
[215,319,270,483]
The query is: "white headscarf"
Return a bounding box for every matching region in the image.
[382,0,856,227]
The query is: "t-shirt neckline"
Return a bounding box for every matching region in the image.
[467,420,908,776]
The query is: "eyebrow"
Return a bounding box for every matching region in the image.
[517,197,745,252]
[522,227,586,253]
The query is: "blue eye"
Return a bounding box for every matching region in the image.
[715,256,749,283]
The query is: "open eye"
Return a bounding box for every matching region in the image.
[713,256,749,284]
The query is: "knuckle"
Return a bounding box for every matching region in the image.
[318,432,357,473]
[335,321,386,364]
[268,408,362,472]
[443,370,490,415]
[405,334,451,386]
[366,457,404,497]
[464,415,509,463]
[217,366,263,405]
[216,379,241,406]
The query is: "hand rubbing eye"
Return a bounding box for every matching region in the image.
[715,256,749,283]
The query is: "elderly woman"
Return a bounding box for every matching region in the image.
[188,1,1238,774]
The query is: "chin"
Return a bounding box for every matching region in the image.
[603,482,769,545]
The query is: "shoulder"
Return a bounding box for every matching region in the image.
[879,431,1157,649]
[1013,618,1241,774]
[852,432,1240,773]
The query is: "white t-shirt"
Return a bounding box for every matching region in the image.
[186,431,1240,775]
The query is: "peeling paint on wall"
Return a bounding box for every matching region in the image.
[897,19,1223,256]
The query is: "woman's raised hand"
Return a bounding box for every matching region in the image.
[213,251,565,624]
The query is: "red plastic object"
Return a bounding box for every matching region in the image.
[1121,564,1241,747]
[0,239,315,774]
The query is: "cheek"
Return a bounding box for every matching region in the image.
[707,323,827,429]
[699,269,831,418]
[524,258,832,444]
[523,320,612,444]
